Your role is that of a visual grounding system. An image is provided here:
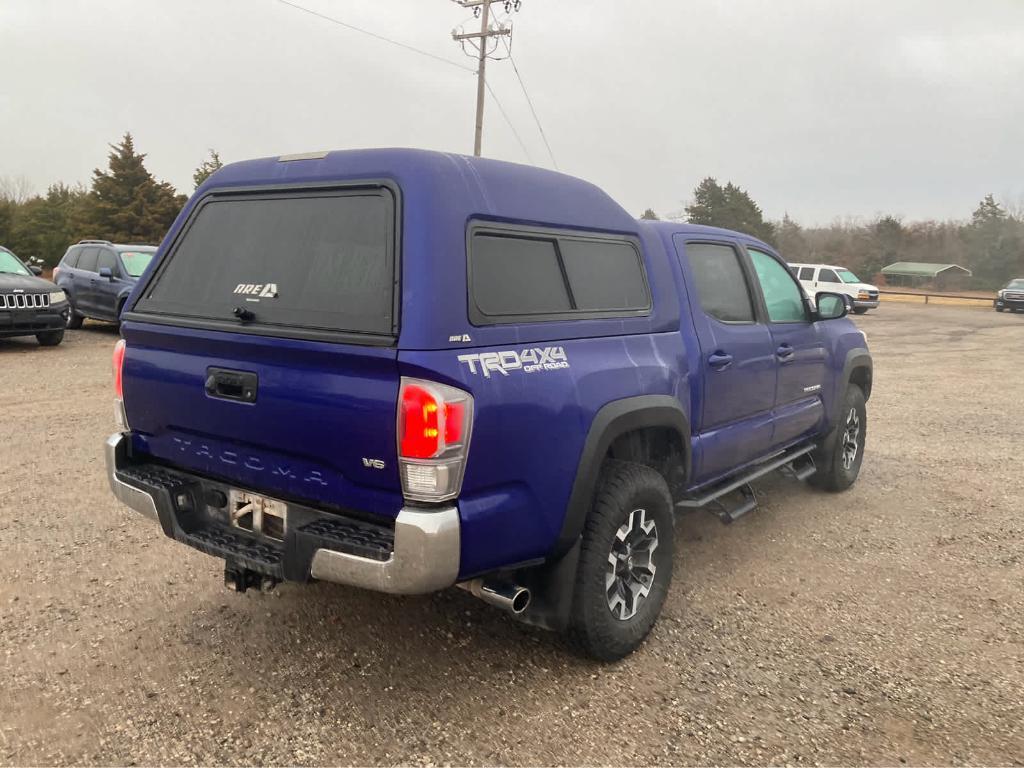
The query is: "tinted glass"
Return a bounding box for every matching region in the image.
[63,249,80,268]
[77,247,99,272]
[0,249,30,276]
[559,239,648,311]
[471,235,571,316]
[749,249,807,323]
[120,250,154,277]
[798,267,814,280]
[97,249,117,273]
[685,243,754,323]
[139,191,395,335]
[818,268,841,283]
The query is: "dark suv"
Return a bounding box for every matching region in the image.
[0,245,69,346]
[54,241,156,328]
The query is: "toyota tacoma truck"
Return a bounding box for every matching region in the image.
[105,149,871,660]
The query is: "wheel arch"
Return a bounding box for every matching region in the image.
[553,395,690,557]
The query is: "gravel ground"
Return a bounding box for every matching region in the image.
[1,304,1022,766]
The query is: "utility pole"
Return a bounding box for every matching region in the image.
[451,0,516,156]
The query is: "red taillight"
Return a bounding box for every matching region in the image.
[400,383,441,459]
[397,378,474,502]
[112,339,126,399]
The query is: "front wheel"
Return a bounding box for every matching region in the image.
[811,384,866,492]
[37,329,64,347]
[852,307,869,315]
[568,460,674,661]
[995,305,1004,313]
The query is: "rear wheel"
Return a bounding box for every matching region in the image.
[568,460,674,661]
[811,384,866,492]
[37,329,64,347]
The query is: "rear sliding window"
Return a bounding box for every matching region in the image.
[469,228,649,324]
[137,189,396,337]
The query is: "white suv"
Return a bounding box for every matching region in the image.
[788,263,880,314]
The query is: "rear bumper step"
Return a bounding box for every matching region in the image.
[105,433,460,594]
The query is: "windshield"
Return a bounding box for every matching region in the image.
[1006,279,1024,290]
[837,269,862,284]
[119,250,155,278]
[0,249,30,276]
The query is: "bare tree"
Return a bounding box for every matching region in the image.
[0,175,34,204]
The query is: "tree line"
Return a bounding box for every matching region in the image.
[2,136,1021,288]
[0,134,221,267]
[644,178,1023,288]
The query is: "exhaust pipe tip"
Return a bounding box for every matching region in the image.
[458,579,531,615]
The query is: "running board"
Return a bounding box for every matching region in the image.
[675,443,817,512]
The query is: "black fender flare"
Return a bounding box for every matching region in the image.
[835,347,872,421]
[553,395,690,557]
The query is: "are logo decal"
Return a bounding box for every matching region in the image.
[233,283,278,298]
[458,346,569,378]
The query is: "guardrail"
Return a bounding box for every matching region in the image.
[878,289,995,307]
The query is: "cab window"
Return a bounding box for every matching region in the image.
[749,249,807,323]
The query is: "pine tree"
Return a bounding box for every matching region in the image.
[964,194,1019,286]
[639,208,659,220]
[84,133,184,244]
[684,177,775,244]
[193,149,224,190]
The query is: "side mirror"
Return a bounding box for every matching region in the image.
[29,265,43,276]
[815,291,848,320]
[98,267,114,280]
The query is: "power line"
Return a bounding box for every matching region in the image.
[506,47,558,169]
[484,79,533,163]
[275,0,475,73]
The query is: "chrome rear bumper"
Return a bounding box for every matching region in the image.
[105,433,461,594]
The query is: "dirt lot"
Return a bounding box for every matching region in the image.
[1,304,1022,766]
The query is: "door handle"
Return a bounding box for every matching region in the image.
[707,351,733,371]
[205,367,258,403]
[776,344,795,363]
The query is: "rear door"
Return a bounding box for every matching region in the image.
[74,246,99,313]
[746,247,829,448]
[122,186,404,517]
[95,247,122,319]
[675,238,776,482]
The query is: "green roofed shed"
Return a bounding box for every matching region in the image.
[881,262,972,288]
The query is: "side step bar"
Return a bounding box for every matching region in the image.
[675,444,816,514]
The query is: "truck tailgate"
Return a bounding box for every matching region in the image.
[121,322,403,519]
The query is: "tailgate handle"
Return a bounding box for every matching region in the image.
[205,367,258,404]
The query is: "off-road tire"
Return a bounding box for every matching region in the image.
[810,384,866,492]
[36,329,64,347]
[568,460,674,661]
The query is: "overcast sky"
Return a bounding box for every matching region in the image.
[2,0,1022,225]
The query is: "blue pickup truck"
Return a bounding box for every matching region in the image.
[106,149,871,660]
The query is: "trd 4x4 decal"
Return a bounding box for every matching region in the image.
[458,346,569,378]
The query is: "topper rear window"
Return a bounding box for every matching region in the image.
[136,188,397,338]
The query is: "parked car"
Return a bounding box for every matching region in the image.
[789,262,880,314]
[994,278,1024,312]
[0,245,69,346]
[105,149,872,660]
[53,241,157,328]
